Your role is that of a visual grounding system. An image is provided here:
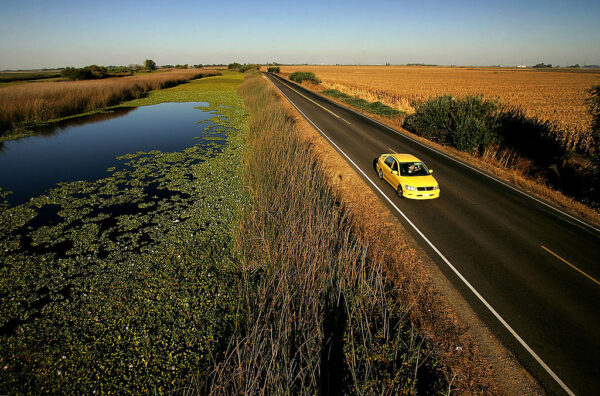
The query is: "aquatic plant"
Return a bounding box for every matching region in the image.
[0,73,248,393]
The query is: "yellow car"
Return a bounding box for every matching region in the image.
[375,154,440,199]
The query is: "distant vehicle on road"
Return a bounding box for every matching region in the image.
[376,153,440,199]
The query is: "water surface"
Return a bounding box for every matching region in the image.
[0,102,219,205]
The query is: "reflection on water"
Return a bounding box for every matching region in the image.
[0,102,220,206]
[0,108,137,155]
[36,107,137,136]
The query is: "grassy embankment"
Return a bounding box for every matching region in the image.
[0,72,248,393]
[201,72,495,394]
[277,69,600,221]
[323,88,405,118]
[0,69,219,141]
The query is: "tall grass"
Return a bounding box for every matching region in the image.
[200,73,448,394]
[588,85,600,148]
[0,69,218,135]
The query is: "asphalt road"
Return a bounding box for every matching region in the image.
[264,72,600,395]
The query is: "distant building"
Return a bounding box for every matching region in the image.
[516,65,527,68]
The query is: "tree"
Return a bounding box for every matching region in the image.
[60,65,107,80]
[144,59,157,70]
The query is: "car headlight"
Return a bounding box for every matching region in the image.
[433,185,439,190]
[405,185,417,191]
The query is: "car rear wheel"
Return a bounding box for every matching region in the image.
[377,165,383,180]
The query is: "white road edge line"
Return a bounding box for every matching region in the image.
[268,75,576,396]
[272,73,600,235]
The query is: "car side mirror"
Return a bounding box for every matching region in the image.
[429,169,434,174]
[392,171,398,175]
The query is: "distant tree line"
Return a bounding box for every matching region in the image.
[61,65,109,80]
[160,64,191,69]
[59,60,210,81]
[228,63,260,72]
[107,66,131,73]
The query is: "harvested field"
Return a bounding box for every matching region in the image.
[270,65,600,136]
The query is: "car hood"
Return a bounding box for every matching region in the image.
[400,175,438,187]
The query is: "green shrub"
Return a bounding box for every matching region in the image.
[322,89,403,118]
[238,64,260,73]
[61,65,108,80]
[267,66,280,73]
[404,95,500,153]
[289,71,321,84]
[107,66,131,74]
[144,59,156,70]
[228,62,241,70]
[61,67,91,80]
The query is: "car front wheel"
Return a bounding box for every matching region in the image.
[396,185,403,197]
[377,165,383,180]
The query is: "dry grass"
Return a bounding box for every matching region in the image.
[0,69,218,134]
[199,72,501,394]
[200,73,465,394]
[271,65,600,146]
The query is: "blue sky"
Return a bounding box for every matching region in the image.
[1,0,599,69]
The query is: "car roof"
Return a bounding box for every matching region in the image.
[385,153,421,163]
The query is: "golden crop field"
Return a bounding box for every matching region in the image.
[273,65,600,137]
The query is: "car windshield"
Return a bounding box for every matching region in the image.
[400,162,429,176]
